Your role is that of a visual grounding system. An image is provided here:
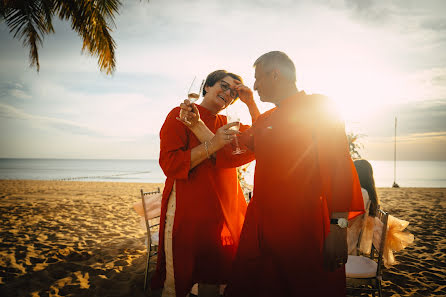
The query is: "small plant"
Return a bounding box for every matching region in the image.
[347,132,364,159]
[237,163,253,203]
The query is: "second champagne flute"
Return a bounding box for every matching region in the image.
[226,109,246,155]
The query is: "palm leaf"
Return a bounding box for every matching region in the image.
[1,0,55,71]
[2,0,149,74]
[54,0,120,74]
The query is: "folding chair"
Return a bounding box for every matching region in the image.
[346,208,389,297]
[140,187,161,295]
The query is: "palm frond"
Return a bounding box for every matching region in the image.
[95,0,121,27]
[2,0,139,74]
[2,0,55,72]
[55,0,120,74]
[23,22,41,70]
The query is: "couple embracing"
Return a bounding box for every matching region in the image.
[153,51,364,297]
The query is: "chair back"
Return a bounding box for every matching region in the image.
[374,207,389,274]
[353,199,371,254]
[140,188,161,254]
[346,207,389,297]
[140,187,161,294]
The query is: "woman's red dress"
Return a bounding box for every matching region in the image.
[152,105,254,297]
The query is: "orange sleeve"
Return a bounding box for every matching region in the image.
[315,98,364,219]
[238,124,255,152]
[159,107,192,180]
[238,109,275,153]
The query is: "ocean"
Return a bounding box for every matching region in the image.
[0,158,445,188]
[0,159,166,183]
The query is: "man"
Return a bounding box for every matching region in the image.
[224,51,364,297]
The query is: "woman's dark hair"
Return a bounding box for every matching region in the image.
[202,70,243,104]
[354,159,379,216]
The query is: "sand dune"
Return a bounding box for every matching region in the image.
[0,180,444,296]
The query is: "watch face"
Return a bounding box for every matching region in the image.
[338,218,348,228]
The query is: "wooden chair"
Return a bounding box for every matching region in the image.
[346,207,389,297]
[140,188,161,295]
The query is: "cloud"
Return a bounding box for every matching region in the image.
[421,17,446,31]
[1,0,445,160]
[398,131,446,143]
[344,0,393,23]
[349,97,446,160]
[431,68,446,85]
[396,99,446,135]
[363,131,446,161]
[0,103,103,137]
[9,89,32,100]
[0,81,32,102]
[358,98,446,136]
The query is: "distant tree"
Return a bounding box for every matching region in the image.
[347,132,364,159]
[0,0,147,74]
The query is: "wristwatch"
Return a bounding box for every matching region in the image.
[330,218,348,228]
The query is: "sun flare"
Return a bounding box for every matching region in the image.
[303,63,405,127]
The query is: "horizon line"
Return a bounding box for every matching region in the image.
[0,157,445,162]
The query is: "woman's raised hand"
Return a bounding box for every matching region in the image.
[233,79,260,122]
[234,80,254,105]
[177,99,200,127]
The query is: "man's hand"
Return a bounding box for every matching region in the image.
[323,224,348,271]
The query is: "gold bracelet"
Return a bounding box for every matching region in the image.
[204,140,211,159]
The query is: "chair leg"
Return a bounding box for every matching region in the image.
[377,280,383,297]
[144,252,150,292]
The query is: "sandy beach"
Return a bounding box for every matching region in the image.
[0,180,445,297]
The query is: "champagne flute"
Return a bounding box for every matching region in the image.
[226,109,245,155]
[182,76,204,125]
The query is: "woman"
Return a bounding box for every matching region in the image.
[354,159,379,216]
[152,70,260,297]
[347,159,380,254]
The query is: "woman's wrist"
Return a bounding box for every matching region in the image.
[244,97,255,107]
[189,119,206,134]
[206,138,220,158]
[204,140,212,159]
[210,135,224,152]
[246,100,260,122]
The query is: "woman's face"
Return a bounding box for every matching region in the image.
[203,75,239,111]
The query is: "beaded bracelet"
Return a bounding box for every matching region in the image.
[204,140,211,159]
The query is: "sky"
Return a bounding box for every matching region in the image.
[0,0,445,161]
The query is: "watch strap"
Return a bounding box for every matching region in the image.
[330,218,339,224]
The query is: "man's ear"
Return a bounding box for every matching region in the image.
[204,85,210,93]
[272,69,280,80]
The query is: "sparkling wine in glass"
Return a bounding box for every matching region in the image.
[183,76,204,124]
[226,110,245,155]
